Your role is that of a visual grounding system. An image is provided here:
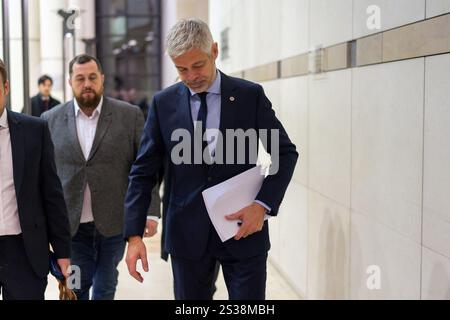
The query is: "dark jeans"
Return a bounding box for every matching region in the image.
[171,228,267,300]
[0,234,47,300]
[71,222,126,300]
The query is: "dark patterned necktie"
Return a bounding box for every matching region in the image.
[196,92,210,164]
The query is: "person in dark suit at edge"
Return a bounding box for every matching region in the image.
[0,59,71,300]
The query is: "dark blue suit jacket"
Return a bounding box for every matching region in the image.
[6,110,71,277]
[124,72,298,260]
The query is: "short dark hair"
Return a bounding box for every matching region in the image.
[38,74,53,86]
[0,58,8,85]
[69,54,104,75]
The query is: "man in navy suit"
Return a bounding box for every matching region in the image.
[0,59,71,300]
[124,19,298,300]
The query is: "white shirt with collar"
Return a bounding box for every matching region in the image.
[0,109,21,236]
[74,97,103,224]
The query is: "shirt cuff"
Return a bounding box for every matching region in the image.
[254,200,271,213]
[147,216,159,222]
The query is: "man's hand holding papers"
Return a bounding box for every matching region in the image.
[225,202,267,240]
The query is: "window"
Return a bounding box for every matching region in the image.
[96,0,161,105]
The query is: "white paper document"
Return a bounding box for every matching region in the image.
[202,166,270,242]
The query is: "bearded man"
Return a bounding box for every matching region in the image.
[41,54,160,300]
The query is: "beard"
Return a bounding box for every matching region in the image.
[75,88,102,109]
[184,77,209,92]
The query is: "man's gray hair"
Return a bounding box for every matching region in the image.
[166,19,214,58]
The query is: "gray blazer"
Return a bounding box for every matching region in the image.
[42,97,160,237]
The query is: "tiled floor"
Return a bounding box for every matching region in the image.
[45,232,301,300]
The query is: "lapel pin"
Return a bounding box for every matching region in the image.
[229,96,235,102]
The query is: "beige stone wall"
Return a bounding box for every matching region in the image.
[209,0,450,300]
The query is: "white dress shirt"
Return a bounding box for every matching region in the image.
[74,97,103,223]
[0,109,22,236]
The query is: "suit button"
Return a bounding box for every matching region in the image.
[207,176,213,182]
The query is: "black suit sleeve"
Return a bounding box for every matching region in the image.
[124,97,165,238]
[255,85,299,216]
[133,106,162,220]
[40,121,71,259]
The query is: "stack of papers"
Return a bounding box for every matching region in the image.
[202,166,270,242]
